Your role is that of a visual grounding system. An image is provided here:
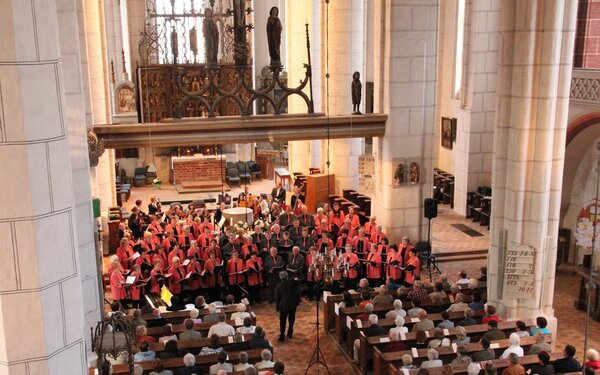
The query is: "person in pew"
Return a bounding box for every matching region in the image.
[207,313,235,337]
[255,349,275,370]
[228,332,250,352]
[457,308,477,327]
[177,353,202,375]
[130,309,147,330]
[339,291,356,309]
[428,327,451,348]
[457,270,470,285]
[528,331,551,355]
[389,316,409,336]
[248,326,271,349]
[231,303,251,321]
[482,305,501,324]
[552,344,581,373]
[199,334,224,356]
[357,278,374,293]
[179,319,203,341]
[237,317,256,334]
[358,291,374,308]
[167,295,184,312]
[482,319,507,342]
[529,316,550,336]
[353,314,385,363]
[500,333,524,359]
[437,311,454,329]
[473,338,496,361]
[159,325,178,344]
[452,326,471,345]
[136,325,157,345]
[134,364,144,375]
[451,345,473,366]
[429,282,447,302]
[99,360,112,375]
[400,354,417,371]
[446,293,468,312]
[246,369,257,375]
[147,308,168,328]
[468,289,485,311]
[415,330,428,349]
[149,359,173,375]
[234,352,256,372]
[411,310,435,332]
[204,303,219,323]
[134,340,156,362]
[408,281,429,303]
[421,349,443,369]
[194,295,208,310]
[514,321,529,338]
[159,340,180,360]
[209,350,234,374]
[428,293,447,314]
[407,298,424,318]
[383,329,408,352]
[189,308,203,324]
[270,361,285,375]
[585,349,600,370]
[355,303,374,322]
[386,277,402,294]
[502,353,526,375]
[535,351,555,375]
[386,299,407,319]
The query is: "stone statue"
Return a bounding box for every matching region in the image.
[394,163,405,186]
[267,6,282,67]
[170,26,178,63]
[203,8,219,66]
[410,162,419,183]
[352,71,362,114]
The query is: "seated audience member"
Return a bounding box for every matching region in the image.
[428,328,451,348]
[149,359,173,375]
[228,332,249,352]
[147,308,168,328]
[339,291,356,308]
[357,278,373,292]
[472,338,496,361]
[400,354,417,370]
[189,308,203,324]
[237,317,256,334]
[231,303,251,321]
[199,334,224,355]
[501,333,524,359]
[457,271,470,285]
[159,340,179,360]
[585,349,600,370]
[412,310,435,332]
[536,351,555,375]
[452,345,473,366]
[501,353,525,375]
[552,344,581,373]
[467,362,481,375]
[429,282,447,301]
[209,351,234,374]
[477,267,487,288]
[386,300,407,319]
[358,291,373,308]
[390,316,409,336]
[529,316,550,336]
[178,353,203,375]
[354,314,385,362]
[468,290,485,311]
[356,303,374,321]
[134,340,156,362]
[387,277,402,293]
[245,368,258,375]
[130,309,147,330]
[256,349,275,370]
[447,293,468,312]
[207,313,235,337]
[528,332,551,354]
[374,285,394,305]
[482,320,507,342]
[428,292,446,314]
[234,352,255,372]
[482,305,501,324]
[453,326,471,345]
[407,299,424,318]
[204,303,219,323]
[408,281,428,303]
[134,364,144,375]
[159,325,178,343]
[484,363,497,375]
[136,325,156,345]
[383,329,408,352]
[179,319,203,341]
[437,311,454,329]
[515,320,530,338]
[272,361,285,375]
[457,308,477,326]
[421,349,443,369]
[248,326,271,349]
[195,295,208,309]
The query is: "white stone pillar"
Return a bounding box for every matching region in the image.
[487,0,577,328]
[0,1,90,373]
[372,0,438,242]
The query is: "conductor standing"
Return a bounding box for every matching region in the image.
[274,271,300,342]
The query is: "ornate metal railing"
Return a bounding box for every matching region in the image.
[570,68,600,106]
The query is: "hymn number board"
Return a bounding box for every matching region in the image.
[503,244,536,300]
[358,154,375,195]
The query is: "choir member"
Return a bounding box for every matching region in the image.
[226,251,246,301]
[404,247,420,286]
[129,264,145,308]
[370,225,387,246]
[316,232,334,253]
[246,252,264,304]
[385,244,403,281]
[347,206,361,233]
[203,239,222,261]
[278,231,293,248]
[161,230,178,252]
[352,228,371,258]
[298,206,315,227]
[264,247,284,303]
[278,205,295,228]
[178,225,195,251]
[288,219,303,242]
[329,202,345,234]
[152,245,169,271]
[343,244,360,290]
[110,260,126,303]
[167,256,186,297]
[290,186,305,214]
[165,216,183,238]
[335,229,350,249]
[185,256,203,297]
[252,224,268,250]
[203,250,223,302]
[222,234,241,261]
[399,236,415,266]
[116,238,136,270]
[199,217,214,237]
[141,231,157,252]
[365,244,383,286]
[305,247,320,299]
[168,243,185,267]
[187,240,201,260]
[296,227,314,254]
[146,215,164,244]
[240,235,259,260]
[286,246,304,280]
[149,260,164,295]
[364,216,377,238]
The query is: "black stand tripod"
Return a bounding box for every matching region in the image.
[305,280,330,374]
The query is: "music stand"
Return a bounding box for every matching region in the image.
[305,278,330,374]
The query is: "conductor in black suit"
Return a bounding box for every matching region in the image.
[274,271,300,341]
[271,182,286,204]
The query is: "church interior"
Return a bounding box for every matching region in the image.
[3,0,600,374]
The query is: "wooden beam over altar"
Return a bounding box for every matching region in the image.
[93,113,387,148]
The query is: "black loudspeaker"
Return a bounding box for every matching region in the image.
[424,198,438,219]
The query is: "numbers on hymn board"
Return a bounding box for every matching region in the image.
[503,244,536,299]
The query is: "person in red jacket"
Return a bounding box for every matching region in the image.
[385,244,403,281]
[168,244,185,267]
[167,256,186,296]
[203,250,223,302]
[161,230,178,252]
[149,260,164,295]
[198,225,214,249]
[343,244,360,290]
[365,245,382,286]
[370,225,387,246]
[185,256,203,297]
[404,247,420,286]
[116,238,136,270]
[110,259,126,303]
[226,251,246,301]
[347,206,360,233]
[246,252,264,304]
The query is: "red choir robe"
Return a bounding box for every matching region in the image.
[315,214,330,230]
[129,270,144,301]
[305,253,321,282]
[149,267,163,294]
[386,251,403,280]
[317,237,334,253]
[226,258,246,285]
[110,269,126,300]
[202,246,221,261]
[343,252,360,279]
[329,211,345,230]
[352,236,371,257]
[162,236,178,252]
[178,232,195,250]
[147,223,164,244]
[152,250,169,270]
[240,243,259,260]
[370,231,387,245]
[335,235,349,249]
[365,251,382,279]
[167,265,186,294]
[135,252,154,270]
[187,246,201,260]
[246,257,264,286]
[166,223,183,238]
[116,244,135,270]
[364,222,376,237]
[404,254,420,285]
[199,222,215,235]
[203,257,222,287]
[400,244,415,266]
[198,232,214,249]
[168,248,185,266]
[185,259,203,290]
[347,213,360,231]
[141,239,156,252]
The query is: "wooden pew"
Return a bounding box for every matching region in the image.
[373,335,552,375]
[146,319,246,338]
[388,352,569,375]
[135,304,242,324]
[357,320,534,374]
[133,333,256,354]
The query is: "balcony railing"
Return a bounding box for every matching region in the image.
[571,68,600,106]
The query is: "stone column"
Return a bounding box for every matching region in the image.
[0,0,89,373]
[487,0,577,328]
[372,0,438,242]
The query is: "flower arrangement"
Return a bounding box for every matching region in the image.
[234,221,249,234]
[254,219,270,233]
[576,217,598,250]
[152,177,162,189]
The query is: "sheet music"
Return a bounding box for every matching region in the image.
[125,276,136,285]
[131,252,140,261]
[182,259,190,267]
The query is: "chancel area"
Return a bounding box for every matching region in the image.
[3,0,600,374]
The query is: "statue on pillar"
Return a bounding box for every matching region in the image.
[203,8,219,66]
[352,71,362,114]
[267,6,282,67]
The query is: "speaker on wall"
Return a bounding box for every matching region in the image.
[424,198,438,219]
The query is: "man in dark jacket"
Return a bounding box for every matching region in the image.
[274,271,300,341]
[552,345,581,373]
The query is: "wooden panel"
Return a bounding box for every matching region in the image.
[256,154,274,179]
[306,174,335,213]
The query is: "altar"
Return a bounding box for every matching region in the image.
[171,155,226,193]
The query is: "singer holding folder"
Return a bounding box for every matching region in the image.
[246,253,264,304]
[226,251,246,301]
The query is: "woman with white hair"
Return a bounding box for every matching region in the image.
[189,308,203,324]
[133,364,144,375]
[255,349,275,369]
[389,316,409,336]
[234,352,256,372]
[500,332,524,359]
[166,256,185,296]
[231,303,251,321]
[180,353,202,374]
[453,326,471,345]
[585,348,600,370]
[386,299,407,319]
[421,349,443,369]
